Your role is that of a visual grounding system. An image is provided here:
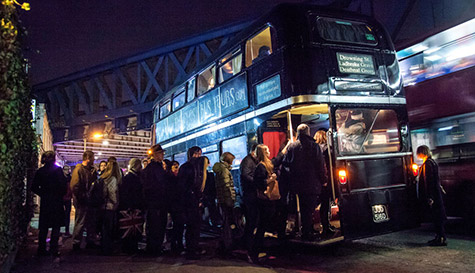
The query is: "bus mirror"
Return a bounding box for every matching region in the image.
[412,163,419,176]
[339,169,347,184]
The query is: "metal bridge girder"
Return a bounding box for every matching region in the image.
[34,22,250,143]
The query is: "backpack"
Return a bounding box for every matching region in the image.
[88,178,105,208]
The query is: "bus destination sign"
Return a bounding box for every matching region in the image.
[337,52,375,75]
[256,74,282,105]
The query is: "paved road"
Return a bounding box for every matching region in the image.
[12,223,475,273]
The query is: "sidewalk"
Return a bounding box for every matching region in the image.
[11,223,269,273]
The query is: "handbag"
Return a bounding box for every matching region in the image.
[265,179,281,201]
[257,176,281,201]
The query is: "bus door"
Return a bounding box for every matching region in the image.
[259,104,341,241]
[331,106,418,240]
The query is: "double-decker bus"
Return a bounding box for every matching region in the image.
[153,3,418,243]
[397,18,475,223]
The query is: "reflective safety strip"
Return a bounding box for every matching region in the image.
[162,98,292,148]
[162,95,406,149]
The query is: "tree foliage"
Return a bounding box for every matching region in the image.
[0,2,37,264]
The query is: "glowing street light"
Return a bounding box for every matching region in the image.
[84,132,105,152]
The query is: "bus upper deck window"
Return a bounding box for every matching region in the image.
[219,52,242,83]
[245,26,273,67]
[187,77,196,102]
[197,65,216,96]
[317,17,378,46]
[160,100,171,119]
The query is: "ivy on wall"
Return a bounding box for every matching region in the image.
[0,0,37,265]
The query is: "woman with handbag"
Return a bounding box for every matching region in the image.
[248,144,279,263]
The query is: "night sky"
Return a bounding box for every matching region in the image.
[19,0,475,86]
[21,0,305,85]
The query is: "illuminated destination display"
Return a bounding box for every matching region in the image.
[155,74,248,143]
[337,52,375,75]
[256,74,281,105]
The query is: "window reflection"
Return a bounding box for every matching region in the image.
[197,65,216,96]
[336,108,400,155]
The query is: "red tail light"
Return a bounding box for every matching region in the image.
[339,170,347,184]
[412,163,419,176]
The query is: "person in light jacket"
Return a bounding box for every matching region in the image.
[213,152,236,254]
[100,160,121,255]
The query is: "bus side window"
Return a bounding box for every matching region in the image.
[245,26,273,67]
[187,77,196,102]
[197,65,216,96]
[219,52,242,83]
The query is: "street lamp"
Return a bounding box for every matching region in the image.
[83,132,105,152]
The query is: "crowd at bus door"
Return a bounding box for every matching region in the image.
[31,125,447,261]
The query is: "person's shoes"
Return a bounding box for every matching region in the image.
[72,243,80,251]
[429,237,447,246]
[301,232,319,241]
[86,242,101,249]
[37,249,49,257]
[185,252,201,260]
[247,253,259,264]
[171,244,185,255]
[145,248,164,256]
[321,228,337,239]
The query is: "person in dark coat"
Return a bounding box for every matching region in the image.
[141,144,169,255]
[314,130,336,237]
[178,155,209,260]
[417,145,447,246]
[240,144,258,251]
[62,165,73,237]
[248,144,277,263]
[202,166,221,228]
[272,139,290,241]
[118,158,144,254]
[71,150,97,250]
[32,151,67,257]
[164,160,186,254]
[283,124,325,240]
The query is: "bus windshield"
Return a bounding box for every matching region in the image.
[336,108,401,155]
[316,17,378,45]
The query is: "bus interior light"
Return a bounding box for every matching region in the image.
[412,163,419,177]
[339,169,347,184]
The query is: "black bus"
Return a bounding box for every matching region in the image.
[153,3,418,244]
[397,18,475,223]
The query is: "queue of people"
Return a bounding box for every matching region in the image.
[32,123,447,260]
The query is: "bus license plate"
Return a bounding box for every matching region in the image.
[372,205,389,223]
